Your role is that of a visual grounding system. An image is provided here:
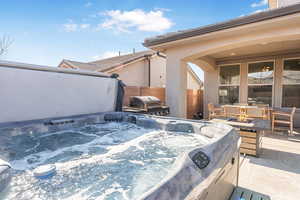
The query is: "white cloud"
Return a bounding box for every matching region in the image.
[252,9,267,13]
[63,23,78,32]
[84,2,92,7]
[92,51,120,60]
[100,9,173,32]
[251,0,268,8]
[80,24,90,29]
[63,21,90,32]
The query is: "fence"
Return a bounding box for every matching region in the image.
[186,89,203,119]
[124,86,203,119]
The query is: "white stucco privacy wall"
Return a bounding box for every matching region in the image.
[0,63,118,123]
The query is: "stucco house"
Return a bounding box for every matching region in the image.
[143,0,300,126]
[59,50,202,89]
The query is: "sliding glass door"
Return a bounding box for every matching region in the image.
[248,61,274,106]
[218,64,240,104]
[282,59,300,108]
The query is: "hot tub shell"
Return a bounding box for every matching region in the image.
[0,112,240,200]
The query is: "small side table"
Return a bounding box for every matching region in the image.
[210,118,270,157]
[239,129,262,157]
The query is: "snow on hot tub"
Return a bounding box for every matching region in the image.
[0,113,240,200]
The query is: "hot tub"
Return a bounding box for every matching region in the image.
[0,112,240,200]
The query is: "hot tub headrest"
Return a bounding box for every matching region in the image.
[0,158,11,193]
[166,122,194,133]
[104,112,137,124]
[0,158,11,175]
[104,113,124,122]
[0,159,10,169]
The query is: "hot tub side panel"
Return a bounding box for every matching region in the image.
[190,151,239,200]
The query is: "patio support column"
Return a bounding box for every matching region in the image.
[203,68,218,119]
[194,57,217,119]
[240,62,248,104]
[165,56,187,118]
[274,58,283,107]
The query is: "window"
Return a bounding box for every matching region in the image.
[248,61,274,106]
[282,59,300,108]
[219,65,240,104]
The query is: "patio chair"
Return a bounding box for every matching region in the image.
[208,103,224,120]
[272,107,296,135]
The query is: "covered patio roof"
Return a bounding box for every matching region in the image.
[143,3,300,119]
[144,3,300,48]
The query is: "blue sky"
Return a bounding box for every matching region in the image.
[0,0,268,79]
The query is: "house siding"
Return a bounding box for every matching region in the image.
[59,55,202,89]
[106,55,201,89]
[149,55,166,87]
[187,71,201,90]
[59,63,74,69]
[112,60,148,87]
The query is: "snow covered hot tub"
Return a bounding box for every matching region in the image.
[0,112,240,200]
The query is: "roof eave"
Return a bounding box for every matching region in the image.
[100,53,157,72]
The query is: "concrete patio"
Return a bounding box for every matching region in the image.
[239,131,300,200]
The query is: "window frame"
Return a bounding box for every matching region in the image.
[282,57,300,108]
[247,60,275,107]
[218,63,241,104]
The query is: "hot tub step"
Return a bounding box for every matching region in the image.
[229,187,270,200]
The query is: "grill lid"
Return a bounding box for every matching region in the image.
[129,96,162,108]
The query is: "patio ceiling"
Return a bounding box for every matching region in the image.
[211,39,300,61]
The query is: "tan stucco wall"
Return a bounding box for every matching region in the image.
[60,56,200,89]
[269,0,278,8]
[109,55,200,89]
[165,52,187,118]
[149,55,166,87]
[203,69,219,117]
[59,63,75,69]
[113,60,149,87]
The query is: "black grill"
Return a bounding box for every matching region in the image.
[123,96,169,116]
